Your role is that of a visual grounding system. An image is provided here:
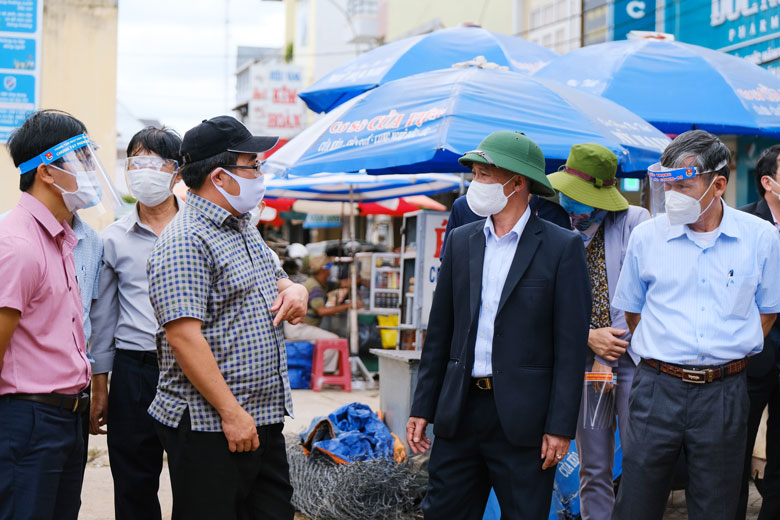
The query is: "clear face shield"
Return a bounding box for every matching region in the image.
[646,160,728,226]
[18,134,124,215]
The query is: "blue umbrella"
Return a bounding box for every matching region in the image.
[263,67,670,179]
[299,26,558,113]
[264,173,462,202]
[534,39,780,137]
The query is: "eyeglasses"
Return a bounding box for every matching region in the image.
[126,155,179,173]
[224,162,262,178]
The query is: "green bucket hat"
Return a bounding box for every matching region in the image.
[458,130,554,197]
[547,143,629,212]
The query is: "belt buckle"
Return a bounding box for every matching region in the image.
[681,368,708,384]
[72,398,79,413]
[476,377,492,390]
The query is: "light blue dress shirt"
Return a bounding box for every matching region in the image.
[613,201,780,366]
[72,214,103,345]
[472,206,531,377]
[89,201,181,374]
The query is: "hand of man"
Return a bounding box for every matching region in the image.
[406,417,432,454]
[587,327,629,362]
[541,433,571,470]
[89,373,109,435]
[221,406,260,453]
[591,358,614,392]
[271,283,308,327]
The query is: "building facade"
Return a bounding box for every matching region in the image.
[0,0,118,230]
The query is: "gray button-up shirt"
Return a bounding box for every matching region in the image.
[89,201,181,374]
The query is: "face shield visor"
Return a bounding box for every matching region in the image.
[124,155,179,207]
[18,134,124,215]
[646,160,728,221]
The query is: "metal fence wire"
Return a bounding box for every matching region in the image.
[286,438,427,520]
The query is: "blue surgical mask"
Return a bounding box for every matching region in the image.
[559,193,597,231]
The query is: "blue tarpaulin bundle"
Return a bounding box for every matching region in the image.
[286,341,314,389]
[300,402,394,464]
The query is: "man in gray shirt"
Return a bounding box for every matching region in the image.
[89,126,182,520]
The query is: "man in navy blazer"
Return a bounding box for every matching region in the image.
[736,144,780,520]
[407,131,591,519]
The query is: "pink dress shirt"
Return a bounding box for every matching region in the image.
[0,193,91,394]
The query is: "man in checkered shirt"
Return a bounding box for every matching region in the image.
[147,116,308,520]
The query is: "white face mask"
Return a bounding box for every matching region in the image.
[213,168,266,215]
[127,168,174,207]
[51,167,103,212]
[664,177,717,226]
[466,177,516,217]
[767,177,780,202]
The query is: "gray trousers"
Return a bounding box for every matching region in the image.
[613,361,749,520]
[576,353,636,520]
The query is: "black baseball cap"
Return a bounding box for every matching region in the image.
[179,116,279,164]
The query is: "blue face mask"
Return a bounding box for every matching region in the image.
[559,193,599,231]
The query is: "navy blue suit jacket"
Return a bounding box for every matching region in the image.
[410,214,590,445]
[740,198,780,378]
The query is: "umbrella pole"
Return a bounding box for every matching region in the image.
[349,186,359,356]
[348,186,375,388]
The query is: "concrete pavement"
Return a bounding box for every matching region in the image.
[79,388,760,519]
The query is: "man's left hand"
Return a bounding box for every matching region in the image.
[271,283,308,327]
[541,433,571,470]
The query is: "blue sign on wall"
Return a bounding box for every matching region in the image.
[613,0,657,41]
[0,0,37,33]
[610,1,780,74]
[0,0,40,143]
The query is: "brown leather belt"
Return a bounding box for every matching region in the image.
[473,377,493,390]
[642,358,747,384]
[8,392,89,413]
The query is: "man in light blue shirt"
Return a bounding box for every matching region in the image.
[611,130,780,520]
[71,212,103,478]
[72,214,102,345]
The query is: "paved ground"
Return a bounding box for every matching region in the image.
[79,388,761,519]
[80,389,380,520]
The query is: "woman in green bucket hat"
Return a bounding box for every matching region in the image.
[547,143,650,520]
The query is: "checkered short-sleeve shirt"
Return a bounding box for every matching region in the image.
[147,193,293,432]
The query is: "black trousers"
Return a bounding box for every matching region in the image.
[423,384,556,520]
[82,381,90,474]
[155,410,294,520]
[107,350,164,520]
[736,366,780,520]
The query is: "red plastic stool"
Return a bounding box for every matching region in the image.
[311,339,351,392]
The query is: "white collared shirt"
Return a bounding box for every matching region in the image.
[472,206,531,377]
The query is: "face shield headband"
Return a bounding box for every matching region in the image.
[18,133,124,214]
[646,160,729,182]
[18,134,94,174]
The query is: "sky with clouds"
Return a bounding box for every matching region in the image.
[117,0,285,136]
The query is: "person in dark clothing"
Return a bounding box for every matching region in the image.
[736,144,780,520]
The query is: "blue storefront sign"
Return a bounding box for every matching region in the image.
[0,0,40,143]
[612,0,657,41]
[664,0,780,73]
[610,1,780,75]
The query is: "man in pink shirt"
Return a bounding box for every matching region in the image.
[0,110,113,520]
